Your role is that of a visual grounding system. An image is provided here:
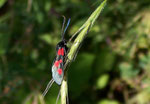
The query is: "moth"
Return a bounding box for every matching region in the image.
[43,16,70,97]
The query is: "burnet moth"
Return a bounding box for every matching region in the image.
[43,16,70,97]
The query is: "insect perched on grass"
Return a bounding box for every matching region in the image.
[43,16,70,97]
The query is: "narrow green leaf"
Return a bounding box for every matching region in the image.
[68,0,107,61]
[60,1,107,104]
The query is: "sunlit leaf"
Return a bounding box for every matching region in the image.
[0,0,6,8]
[98,99,120,104]
[96,74,109,89]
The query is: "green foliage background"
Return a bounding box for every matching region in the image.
[0,0,150,104]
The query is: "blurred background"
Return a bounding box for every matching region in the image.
[0,0,150,104]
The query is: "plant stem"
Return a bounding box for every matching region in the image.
[60,0,107,104]
[60,74,68,104]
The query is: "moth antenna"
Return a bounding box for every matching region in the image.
[61,15,66,40]
[62,18,71,40]
[56,88,61,104]
[42,79,54,97]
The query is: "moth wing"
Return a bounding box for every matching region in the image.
[52,55,64,85]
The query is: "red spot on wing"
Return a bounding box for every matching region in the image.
[57,68,63,75]
[57,48,64,56]
[54,59,63,67]
[59,59,62,63]
[61,48,64,56]
[54,61,59,67]
[58,49,62,55]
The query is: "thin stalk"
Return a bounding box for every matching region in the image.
[60,74,68,104]
[60,0,107,104]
